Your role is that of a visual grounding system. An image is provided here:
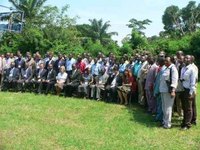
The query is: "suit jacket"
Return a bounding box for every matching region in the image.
[35,69,47,81]
[105,73,122,87]
[46,69,57,82]
[70,69,81,84]
[4,67,20,81]
[14,58,26,70]
[21,68,33,81]
[54,59,66,73]
[45,59,55,69]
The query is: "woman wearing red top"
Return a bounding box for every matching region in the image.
[117,69,137,105]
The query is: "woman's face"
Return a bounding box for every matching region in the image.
[124,70,129,76]
[60,68,65,73]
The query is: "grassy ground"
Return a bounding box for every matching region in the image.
[0,87,199,150]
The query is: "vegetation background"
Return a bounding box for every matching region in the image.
[0,1,200,67]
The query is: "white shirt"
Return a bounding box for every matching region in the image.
[56,72,68,83]
[111,73,119,88]
[159,64,178,93]
[181,64,197,95]
[66,58,76,71]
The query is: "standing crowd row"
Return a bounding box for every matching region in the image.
[0,50,198,130]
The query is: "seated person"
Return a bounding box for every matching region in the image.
[78,68,93,98]
[44,63,57,94]
[105,65,122,103]
[64,65,81,97]
[2,62,20,91]
[95,69,109,101]
[55,66,68,95]
[32,62,47,94]
[17,63,34,92]
[117,69,137,105]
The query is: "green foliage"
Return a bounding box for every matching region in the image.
[120,42,133,56]
[162,1,200,36]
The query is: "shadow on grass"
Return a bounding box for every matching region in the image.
[124,102,182,129]
[125,103,158,128]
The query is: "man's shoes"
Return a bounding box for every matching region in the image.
[191,121,197,126]
[181,126,189,130]
[163,125,171,129]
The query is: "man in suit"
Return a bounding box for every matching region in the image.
[17,63,34,92]
[45,52,55,69]
[105,65,122,103]
[2,62,20,91]
[15,53,26,78]
[54,53,65,74]
[44,63,57,94]
[64,64,81,97]
[32,62,47,94]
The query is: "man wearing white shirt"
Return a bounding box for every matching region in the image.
[65,54,76,78]
[180,55,198,130]
[159,56,178,129]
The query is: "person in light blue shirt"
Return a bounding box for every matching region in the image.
[91,58,101,76]
[119,58,127,73]
[65,54,76,78]
[132,55,141,78]
[154,57,165,122]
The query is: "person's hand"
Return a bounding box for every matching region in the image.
[171,91,176,98]
[188,94,194,100]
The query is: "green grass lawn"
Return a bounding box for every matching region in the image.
[0,87,199,150]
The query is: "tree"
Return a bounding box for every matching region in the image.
[87,18,118,45]
[126,18,151,50]
[162,5,184,36]
[181,1,200,33]
[8,0,47,21]
[127,18,152,35]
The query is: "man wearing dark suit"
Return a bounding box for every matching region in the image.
[105,65,122,103]
[64,65,81,97]
[17,63,34,92]
[33,62,47,94]
[45,52,55,69]
[14,53,26,78]
[44,63,57,94]
[2,62,20,91]
[54,54,65,74]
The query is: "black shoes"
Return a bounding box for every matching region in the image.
[181,126,189,130]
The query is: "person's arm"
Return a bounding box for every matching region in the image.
[189,68,197,98]
[170,66,178,97]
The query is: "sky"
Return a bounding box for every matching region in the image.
[0,0,195,45]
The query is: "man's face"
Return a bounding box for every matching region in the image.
[40,63,44,69]
[11,62,15,68]
[164,57,171,67]
[48,64,53,70]
[184,55,191,65]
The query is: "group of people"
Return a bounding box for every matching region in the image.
[0,50,198,130]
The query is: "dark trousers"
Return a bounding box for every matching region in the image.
[67,70,73,79]
[2,80,18,91]
[64,83,79,97]
[44,81,55,94]
[181,88,197,127]
[33,81,43,93]
[105,85,118,103]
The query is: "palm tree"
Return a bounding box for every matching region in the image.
[88,18,118,44]
[8,0,47,20]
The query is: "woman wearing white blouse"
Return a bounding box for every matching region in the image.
[55,66,68,95]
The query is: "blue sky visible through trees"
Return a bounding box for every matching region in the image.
[0,0,192,44]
